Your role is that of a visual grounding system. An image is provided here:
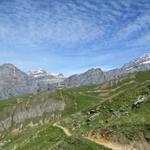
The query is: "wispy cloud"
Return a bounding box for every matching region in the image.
[0,0,148,46]
[115,14,150,40]
[0,0,104,46]
[0,0,149,75]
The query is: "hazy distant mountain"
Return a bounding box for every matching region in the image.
[0,53,149,100]
[28,68,64,87]
[28,68,65,91]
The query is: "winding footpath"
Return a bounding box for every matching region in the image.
[53,122,72,137]
[53,122,133,150]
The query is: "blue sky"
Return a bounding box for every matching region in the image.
[0,0,150,76]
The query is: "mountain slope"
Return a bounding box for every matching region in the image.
[0,70,149,149]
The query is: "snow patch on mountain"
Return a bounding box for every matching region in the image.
[141,60,150,64]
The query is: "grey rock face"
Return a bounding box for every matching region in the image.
[104,69,121,80]
[0,64,64,100]
[64,68,106,87]
[0,64,36,100]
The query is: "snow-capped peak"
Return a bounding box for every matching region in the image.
[122,53,150,71]
[50,73,60,76]
[28,68,64,79]
[50,73,64,78]
[138,53,150,59]
[138,53,150,65]
[35,68,47,74]
[28,68,47,78]
[135,53,150,63]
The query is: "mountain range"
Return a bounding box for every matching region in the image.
[64,53,150,86]
[0,53,150,100]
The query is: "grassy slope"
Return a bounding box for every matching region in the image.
[0,84,110,149]
[0,124,109,150]
[0,70,150,149]
[61,84,102,116]
[55,70,150,144]
[67,70,150,143]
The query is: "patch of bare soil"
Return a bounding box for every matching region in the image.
[84,132,133,150]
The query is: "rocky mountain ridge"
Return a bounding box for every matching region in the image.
[64,53,150,86]
[0,53,149,100]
